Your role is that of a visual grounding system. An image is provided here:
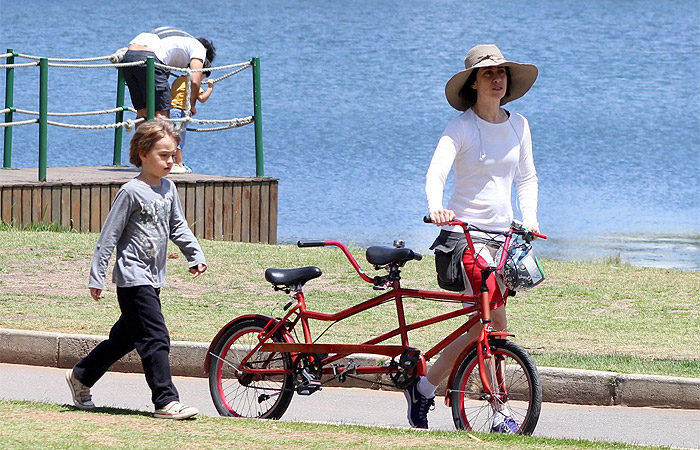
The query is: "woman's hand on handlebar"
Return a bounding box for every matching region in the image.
[522,222,540,235]
[429,209,456,226]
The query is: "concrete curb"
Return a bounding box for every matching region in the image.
[2,328,698,409]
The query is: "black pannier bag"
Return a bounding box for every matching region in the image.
[430,230,468,292]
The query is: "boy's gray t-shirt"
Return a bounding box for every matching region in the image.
[89,177,205,289]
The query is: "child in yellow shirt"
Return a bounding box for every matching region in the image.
[169,62,214,173]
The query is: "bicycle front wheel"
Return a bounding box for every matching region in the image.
[450,339,541,435]
[208,317,294,419]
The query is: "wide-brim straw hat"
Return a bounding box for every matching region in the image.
[445,44,538,111]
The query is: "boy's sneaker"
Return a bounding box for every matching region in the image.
[65,369,95,409]
[404,381,435,429]
[491,411,519,434]
[154,401,199,420]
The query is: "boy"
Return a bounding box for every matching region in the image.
[66,119,207,419]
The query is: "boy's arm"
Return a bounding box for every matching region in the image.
[198,80,214,104]
[88,189,132,296]
[168,184,206,270]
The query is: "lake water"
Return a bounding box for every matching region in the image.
[1,0,698,270]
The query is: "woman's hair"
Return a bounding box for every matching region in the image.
[458,67,512,106]
[129,119,180,167]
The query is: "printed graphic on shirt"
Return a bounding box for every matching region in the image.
[138,196,173,258]
[139,196,172,228]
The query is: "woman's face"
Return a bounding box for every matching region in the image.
[471,66,508,103]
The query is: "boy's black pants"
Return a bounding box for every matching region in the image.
[72,285,179,409]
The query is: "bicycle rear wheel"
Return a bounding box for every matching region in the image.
[208,317,294,419]
[450,339,541,435]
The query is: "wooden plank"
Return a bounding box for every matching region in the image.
[259,182,270,244]
[213,182,223,240]
[232,183,242,242]
[61,186,71,229]
[240,182,251,242]
[21,187,31,225]
[41,186,51,224]
[100,185,111,226]
[222,183,233,240]
[185,183,195,232]
[2,188,13,224]
[269,181,278,244]
[90,185,101,232]
[71,186,81,231]
[31,187,42,224]
[195,183,204,238]
[51,186,61,225]
[80,187,90,232]
[110,184,120,204]
[0,188,4,223]
[176,182,186,219]
[250,182,260,243]
[204,182,214,240]
[10,187,21,225]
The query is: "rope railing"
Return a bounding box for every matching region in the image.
[46,117,145,131]
[0,119,38,128]
[14,106,138,117]
[1,50,264,180]
[15,52,114,62]
[0,61,40,69]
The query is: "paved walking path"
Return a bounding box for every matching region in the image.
[2,327,699,410]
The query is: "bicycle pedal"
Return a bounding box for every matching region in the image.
[296,379,322,396]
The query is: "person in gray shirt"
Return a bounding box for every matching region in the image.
[66,119,206,420]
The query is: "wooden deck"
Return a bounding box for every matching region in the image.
[0,166,278,244]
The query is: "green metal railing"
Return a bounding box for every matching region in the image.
[2,52,264,180]
[3,49,15,169]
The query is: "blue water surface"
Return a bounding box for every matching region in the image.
[1,0,698,269]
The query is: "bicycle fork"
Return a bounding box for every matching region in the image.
[476,267,510,411]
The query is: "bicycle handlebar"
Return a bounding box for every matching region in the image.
[422,216,548,240]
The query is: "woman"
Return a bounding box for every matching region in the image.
[405,44,539,432]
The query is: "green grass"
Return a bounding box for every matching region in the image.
[0,400,669,450]
[0,229,698,378]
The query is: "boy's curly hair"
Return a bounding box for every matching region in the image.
[129,119,180,167]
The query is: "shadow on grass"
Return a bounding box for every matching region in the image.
[59,404,154,418]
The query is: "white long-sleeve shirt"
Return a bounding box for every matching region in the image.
[425,108,539,232]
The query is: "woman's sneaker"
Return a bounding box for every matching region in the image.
[154,401,199,420]
[404,381,435,429]
[491,411,519,433]
[65,369,95,409]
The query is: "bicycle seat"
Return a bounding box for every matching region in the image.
[265,266,322,286]
[365,246,422,266]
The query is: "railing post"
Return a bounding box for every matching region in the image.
[3,48,15,169]
[112,68,125,165]
[252,57,264,177]
[38,57,48,182]
[146,57,155,120]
